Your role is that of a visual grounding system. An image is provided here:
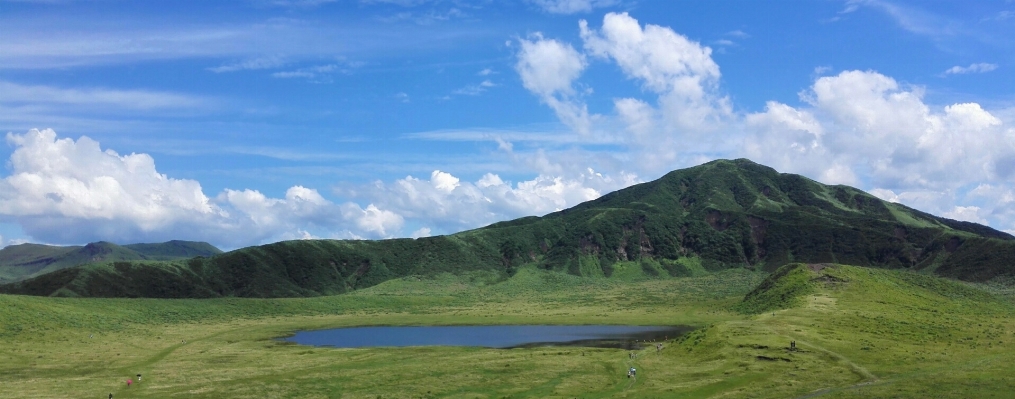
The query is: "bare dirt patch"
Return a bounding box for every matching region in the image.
[807,263,835,272]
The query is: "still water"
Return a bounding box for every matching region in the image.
[282,325,692,349]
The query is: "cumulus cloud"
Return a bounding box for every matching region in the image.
[580,12,730,133]
[514,13,734,173]
[515,34,592,134]
[341,168,635,234]
[942,206,987,224]
[743,69,1015,231]
[944,63,998,75]
[0,129,640,247]
[410,227,432,238]
[507,14,1014,233]
[1,130,221,235]
[0,129,404,247]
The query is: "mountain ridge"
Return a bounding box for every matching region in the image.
[0,240,222,284]
[2,158,1013,298]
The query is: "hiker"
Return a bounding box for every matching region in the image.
[137,373,142,382]
[126,379,132,387]
[109,393,113,399]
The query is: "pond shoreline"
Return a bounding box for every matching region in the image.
[280,324,695,349]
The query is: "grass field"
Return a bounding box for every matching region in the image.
[2,263,1014,398]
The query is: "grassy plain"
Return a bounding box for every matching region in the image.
[2,264,1014,398]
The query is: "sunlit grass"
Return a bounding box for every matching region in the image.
[2,264,1013,398]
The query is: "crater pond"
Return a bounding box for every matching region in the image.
[281,325,693,349]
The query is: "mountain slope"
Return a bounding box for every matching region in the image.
[3,159,1013,298]
[0,241,222,284]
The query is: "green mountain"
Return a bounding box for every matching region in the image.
[0,240,222,284]
[3,159,1013,298]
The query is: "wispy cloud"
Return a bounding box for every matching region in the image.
[208,55,287,73]
[944,63,998,75]
[271,63,357,82]
[404,127,619,145]
[0,15,493,70]
[843,0,963,39]
[0,81,209,110]
[528,0,619,14]
[452,80,496,96]
[983,10,1013,22]
[376,7,466,25]
[726,30,749,38]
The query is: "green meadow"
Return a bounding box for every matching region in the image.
[2,263,1014,398]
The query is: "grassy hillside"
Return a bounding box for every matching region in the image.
[0,240,222,284]
[1,263,1012,398]
[4,158,1014,298]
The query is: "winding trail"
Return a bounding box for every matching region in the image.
[762,326,880,399]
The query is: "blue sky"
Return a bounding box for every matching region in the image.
[1,0,1013,249]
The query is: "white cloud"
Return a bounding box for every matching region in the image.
[1,129,222,242]
[868,188,900,203]
[342,168,635,234]
[508,15,1014,234]
[578,12,732,168]
[742,69,1015,231]
[342,203,404,237]
[581,13,721,97]
[0,130,645,246]
[0,129,405,247]
[614,97,655,136]
[942,206,987,224]
[430,170,461,192]
[944,63,999,75]
[529,0,618,14]
[515,34,592,134]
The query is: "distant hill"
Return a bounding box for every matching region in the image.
[0,240,222,284]
[3,159,1014,298]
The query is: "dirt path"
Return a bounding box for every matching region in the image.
[763,326,879,399]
